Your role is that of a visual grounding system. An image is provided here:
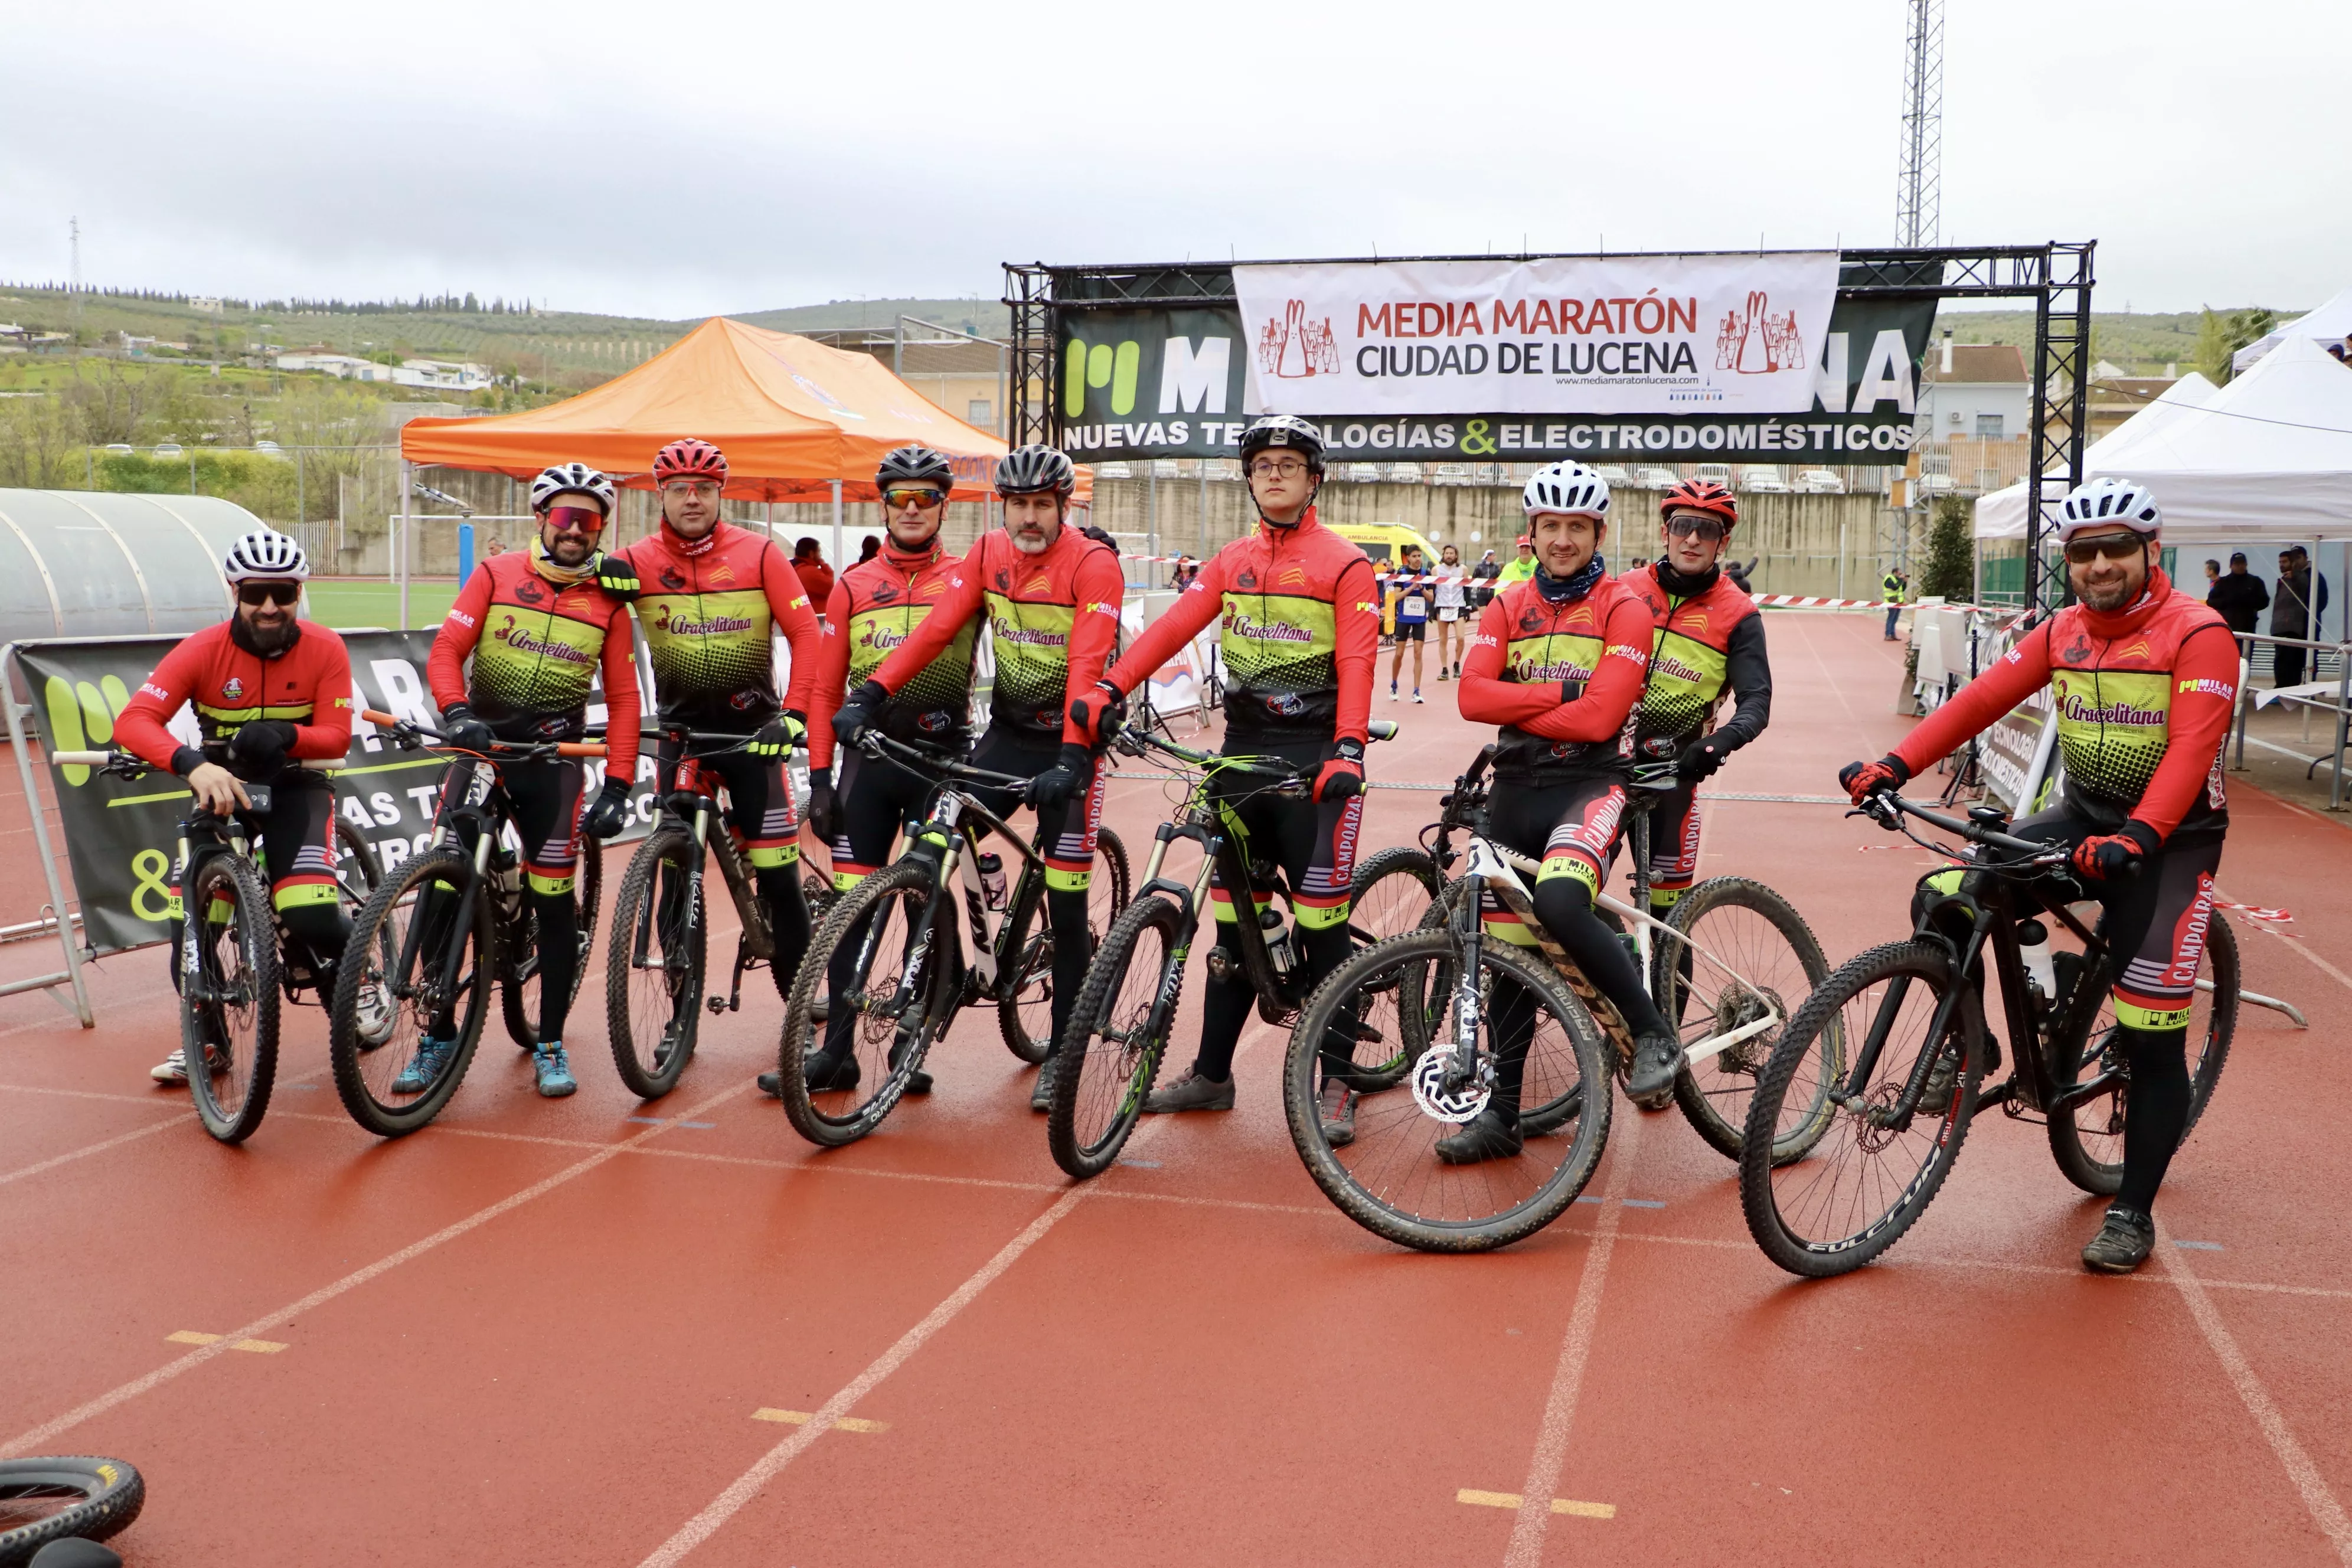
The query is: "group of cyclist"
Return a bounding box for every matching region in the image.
[124,401,2233,1276]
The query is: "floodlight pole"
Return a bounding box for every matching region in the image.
[399,460,414,629]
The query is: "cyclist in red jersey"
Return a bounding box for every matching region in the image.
[1455,461,1684,1158]
[115,528,358,1085]
[594,437,825,1031]
[841,443,1125,1109]
[422,463,642,1096]
[1069,415,1381,1136]
[770,446,974,1099]
[1841,478,2237,1274]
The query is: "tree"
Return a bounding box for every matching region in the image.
[2193,306,2280,384]
[1921,495,1974,602]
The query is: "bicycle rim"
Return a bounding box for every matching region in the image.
[1048,892,1180,1178]
[0,1456,146,1563]
[182,855,280,1144]
[331,848,492,1137]
[1658,878,1830,1165]
[1004,827,1132,1065]
[1741,942,1978,1277]
[780,860,943,1146]
[607,831,704,1098]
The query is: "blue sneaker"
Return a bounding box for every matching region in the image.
[390,1035,455,1095]
[533,1042,577,1098]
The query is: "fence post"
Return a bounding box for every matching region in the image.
[2334,643,2349,812]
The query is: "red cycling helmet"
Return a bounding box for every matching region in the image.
[1660,478,1738,528]
[653,437,728,485]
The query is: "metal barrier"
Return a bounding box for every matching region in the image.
[2227,631,2352,810]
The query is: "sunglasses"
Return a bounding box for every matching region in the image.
[883,487,947,510]
[543,505,607,534]
[237,582,300,607]
[661,480,721,499]
[1664,515,1727,543]
[2063,534,2147,565]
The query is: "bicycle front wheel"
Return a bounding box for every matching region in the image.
[1285,931,1612,1253]
[1740,941,1980,1278]
[0,1456,146,1564]
[1001,825,1132,1064]
[330,848,495,1137]
[1655,876,1830,1164]
[182,852,281,1145]
[779,858,951,1147]
[605,828,704,1100]
[1047,890,1183,1179]
[504,838,603,1051]
[1334,848,1446,1090]
[2046,913,2239,1195]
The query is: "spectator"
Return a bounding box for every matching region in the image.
[857,535,881,565]
[2202,558,2220,596]
[1724,556,1756,594]
[1881,567,1909,642]
[1470,547,1502,606]
[1169,553,1199,590]
[791,537,835,607]
[1497,535,1537,585]
[2207,551,2269,646]
[2270,546,2330,688]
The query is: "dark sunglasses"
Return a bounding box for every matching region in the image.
[2063,533,2147,565]
[883,487,946,510]
[543,505,607,534]
[237,582,300,606]
[1664,515,1727,543]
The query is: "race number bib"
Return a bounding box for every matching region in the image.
[1402,596,1426,617]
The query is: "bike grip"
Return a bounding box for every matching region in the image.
[1367,720,1400,742]
[51,750,112,766]
[361,708,401,727]
[556,741,609,758]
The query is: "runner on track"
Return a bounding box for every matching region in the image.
[1387,543,1432,703]
[1840,476,2237,1275]
[1433,543,1468,680]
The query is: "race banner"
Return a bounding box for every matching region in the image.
[1054,260,1936,464]
[17,631,664,957]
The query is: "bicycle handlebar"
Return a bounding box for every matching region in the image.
[362,708,607,760]
[53,750,344,773]
[1865,792,2069,861]
[858,730,1034,792]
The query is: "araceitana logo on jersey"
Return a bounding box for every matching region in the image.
[1221,610,1317,645]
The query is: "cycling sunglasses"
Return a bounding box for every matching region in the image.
[883,487,948,510]
[543,505,607,534]
[237,581,300,606]
[2063,533,2147,565]
[1664,515,1727,543]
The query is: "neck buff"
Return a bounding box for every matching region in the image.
[1535,554,1606,605]
[1654,557,1720,597]
[883,535,941,570]
[660,517,721,557]
[531,535,599,587]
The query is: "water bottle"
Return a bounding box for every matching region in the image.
[1262,907,1296,977]
[977,852,1007,911]
[2016,917,2057,1006]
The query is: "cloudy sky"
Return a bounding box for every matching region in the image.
[3,0,2344,320]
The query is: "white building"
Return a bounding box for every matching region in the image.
[272,351,491,390]
[1916,338,2031,443]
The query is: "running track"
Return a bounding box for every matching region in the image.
[4,612,2350,1565]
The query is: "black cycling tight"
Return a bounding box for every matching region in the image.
[2116,1024,2191,1214]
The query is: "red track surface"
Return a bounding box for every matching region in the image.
[5,612,2351,1565]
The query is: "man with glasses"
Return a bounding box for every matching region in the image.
[417,463,643,1096]
[117,528,364,1087]
[597,437,824,1043]
[1070,415,1381,1140]
[1621,479,1772,924]
[1841,478,2237,1275]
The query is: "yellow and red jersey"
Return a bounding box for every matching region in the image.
[428,551,641,782]
[1619,560,1772,762]
[117,619,354,778]
[808,540,975,770]
[611,520,821,734]
[1458,570,1652,782]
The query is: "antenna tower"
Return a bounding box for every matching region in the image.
[1896,0,1943,247]
[68,215,83,350]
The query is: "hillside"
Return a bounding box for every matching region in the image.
[1929,306,2305,375]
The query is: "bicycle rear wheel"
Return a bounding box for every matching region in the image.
[182,852,280,1145]
[1740,941,1980,1277]
[1047,891,1182,1178]
[1286,931,1612,1253]
[1002,826,1132,1064]
[605,828,704,1099]
[0,1456,145,1566]
[502,838,603,1051]
[779,858,951,1146]
[1655,876,1830,1163]
[1343,848,1445,1086]
[331,848,495,1137]
[2046,913,2239,1196]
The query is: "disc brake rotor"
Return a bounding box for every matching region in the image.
[1409,1043,1492,1124]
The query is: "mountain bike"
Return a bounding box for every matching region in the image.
[1738,792,2240,1278]
[1046,720,1426,1179]
[1283,750,1821,1252]
[54,748,385,1144]
[776,730,1132,1148]
[1406,745,1828,1159]
[326,711,607,1137]
[0,1455,145,1564]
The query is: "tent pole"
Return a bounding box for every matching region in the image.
[831,480,843,579]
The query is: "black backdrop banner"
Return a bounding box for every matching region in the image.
[1055,270,1938,465]
[19,631,659,957]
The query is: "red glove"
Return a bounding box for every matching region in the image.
[1068,680,1127,750]
[1314,737,1365,803]
[2072,822,2158,882]
[1838,754,1910,805]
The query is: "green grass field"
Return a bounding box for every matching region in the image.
[307,577,459,631]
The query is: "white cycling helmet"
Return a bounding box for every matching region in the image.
[2056,476,2161,540]
[1522,460,1611,520]
[530,462,618,515]
[222,528,310,583]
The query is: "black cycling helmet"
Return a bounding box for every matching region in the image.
[1238,414,1327,475]
[994,443,1077,498]
[876,445,954,491]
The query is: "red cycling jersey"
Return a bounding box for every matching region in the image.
[609,520,822,733]
[117,619,354,777]
[808,540,974,770]
[1105,508,1378,747]
[427,551,642,783]
[1458,571,1653,780]
[868,524,1125,747]
[1893,569,2235,842]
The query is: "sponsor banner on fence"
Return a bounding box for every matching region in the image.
[1056,264,1935,463]
[17,632,663,957]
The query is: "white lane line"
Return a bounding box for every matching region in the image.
[0,1112,181,1189]
[634,1019,1276,1567]
[1503,1105,1644,1568]
[2157,1214,2352,1565]
[0,1077,756,1458]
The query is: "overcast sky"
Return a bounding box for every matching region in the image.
[3,0,2344,321]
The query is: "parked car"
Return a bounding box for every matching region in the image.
[1917,473,1958,496]
[152,443,185,459]
[1636,467,1678,489]
[1430,463,1475,486]
[1095,461,1133,480]
[1593,465,1634,487]
[103,443,133,455]
[1149,459,1181,478]
[1796,468,1844,494]
[1342,462,1384,484]
[1384,462,1423,484]
[1691,463,1733,487]
[254,439,285,456]
[1740,466,1790,493]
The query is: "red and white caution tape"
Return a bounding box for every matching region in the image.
[2214,899,2294,923]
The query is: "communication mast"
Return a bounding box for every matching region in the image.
[68,215,82,352]
[1896,0,1943,247]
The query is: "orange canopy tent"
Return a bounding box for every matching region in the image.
[398,316,1063,503]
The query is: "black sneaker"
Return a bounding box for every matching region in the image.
[1625,1030,1683,1109]
[1030,1054,1059,1112]
[1142,1071,1235,1113]
[757,1070,782,1099]
[2082,1205,2155,1274]
[804,1051,861,1093]
[1317,1078,1358,1148]
[1436,1106,1523,1164]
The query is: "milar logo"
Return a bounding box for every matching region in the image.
[1063,331,1233,418]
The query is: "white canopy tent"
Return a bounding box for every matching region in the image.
[1973,373,2216,541]
[2232,286,2352,375]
